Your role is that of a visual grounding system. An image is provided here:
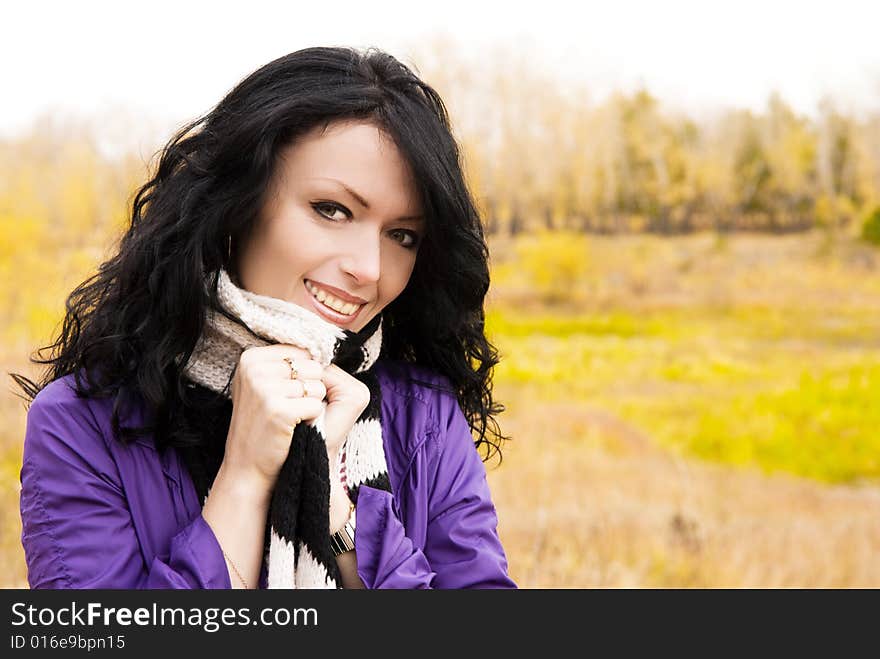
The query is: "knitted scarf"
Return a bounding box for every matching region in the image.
[180,269,391,588]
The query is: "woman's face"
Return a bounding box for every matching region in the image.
[236,120,424,333]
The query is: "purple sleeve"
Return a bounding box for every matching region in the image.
[354,486,435,588]
[355,396,516,589]
[19,390,231,589]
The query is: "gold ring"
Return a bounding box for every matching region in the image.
[282,357,298,380]
[302,381,310,397]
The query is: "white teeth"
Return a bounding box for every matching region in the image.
[305,280,362,317]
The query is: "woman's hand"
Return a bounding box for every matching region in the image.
[223,344,328,493]
[320,364,371,459]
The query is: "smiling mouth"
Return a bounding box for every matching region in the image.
[304,279,365,317]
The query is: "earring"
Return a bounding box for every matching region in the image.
[226,235,232,262]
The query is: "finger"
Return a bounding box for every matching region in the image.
[280,358,325,382]
[240,346,325,380]
[240,344,312,367]
[278,378,327,400]
[321,364,368,405]
[276,396,326,425]
[300,378,328,400]
[320,363,347,388]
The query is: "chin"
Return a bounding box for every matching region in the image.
[353,310,380,333]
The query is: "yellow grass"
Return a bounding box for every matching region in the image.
[3,231,879,587]
[487,391,880,587]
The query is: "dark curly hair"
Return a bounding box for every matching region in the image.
[10,46,509,463]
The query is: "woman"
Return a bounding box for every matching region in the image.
[14,46,514,589]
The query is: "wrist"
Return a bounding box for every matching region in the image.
[327,446,341,473]
[328,482,353,533]
[213,463,273,508]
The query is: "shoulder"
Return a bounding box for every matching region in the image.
[21,375,113,483]
[28,373,101,429]
[25,371,147,458]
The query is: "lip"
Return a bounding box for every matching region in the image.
[304,279,366,327]
[305,279,368,304]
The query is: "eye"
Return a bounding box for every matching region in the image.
[311,201,351,222]
[391,229,421,249]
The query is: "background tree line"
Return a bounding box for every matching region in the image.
[415,44,880,237]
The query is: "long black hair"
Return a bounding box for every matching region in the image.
[11,46,508,462]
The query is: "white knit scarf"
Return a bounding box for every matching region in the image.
[182,269,390,588]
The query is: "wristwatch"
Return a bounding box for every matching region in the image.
[330,504,356,557]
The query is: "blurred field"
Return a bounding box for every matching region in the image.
[3,230,879,587]
[483,230,880,587]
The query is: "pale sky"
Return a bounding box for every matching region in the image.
[3,0,879,143]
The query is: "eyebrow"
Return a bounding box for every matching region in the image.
[317,178,424,224]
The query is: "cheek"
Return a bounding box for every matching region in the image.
[270,215,323,266]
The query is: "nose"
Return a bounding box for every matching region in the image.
[340,229,382,284]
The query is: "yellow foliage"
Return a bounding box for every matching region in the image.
[503,230,592,304]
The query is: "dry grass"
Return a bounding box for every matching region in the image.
[487,389,880,587]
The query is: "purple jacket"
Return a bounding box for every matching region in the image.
[19,360,515,589]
